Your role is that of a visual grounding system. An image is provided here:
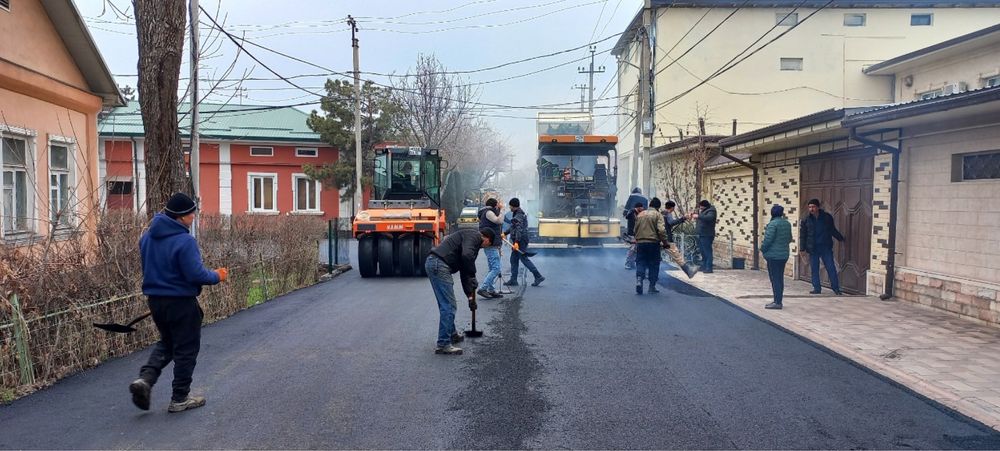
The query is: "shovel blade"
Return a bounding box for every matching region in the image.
[93,322,137,334]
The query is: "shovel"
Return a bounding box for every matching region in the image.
[465,293,483,338]
[93,312,151,334]
[500,237,537,257]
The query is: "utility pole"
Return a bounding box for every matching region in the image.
[578,45,605,118]
[349,15,362,221]
[572,84,588,111]
[189,0,200,236]
[640,0,654,195]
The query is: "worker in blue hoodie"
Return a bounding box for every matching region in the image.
[129,193,227,413]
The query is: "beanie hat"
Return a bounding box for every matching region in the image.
[165,192,197,216]
[632,187,641,194]
[699,199,711,208]
[808,198,821,207]
[771,204,784,218]
[508,197,520,208]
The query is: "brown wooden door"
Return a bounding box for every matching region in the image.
[798,151,873,294]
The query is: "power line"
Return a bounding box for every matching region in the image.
[652,0,749,78]
[589,0,610,43]
[366,0,573,26]
[354,0,609,34]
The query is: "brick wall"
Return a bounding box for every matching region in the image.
[760,164,801,277]
[869,153,893,295]
[705,166,754,269]
[894,267,1000,325]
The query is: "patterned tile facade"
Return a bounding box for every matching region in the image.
[869,153,894,294]
[761,164,801,277]
[705,167,754,265]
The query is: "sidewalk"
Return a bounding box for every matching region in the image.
[666,266,1000,431]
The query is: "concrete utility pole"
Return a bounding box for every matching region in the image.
[578,45,605,117]
[640,0,654,195]
[349,15,362,220]
[189,0,200,236]
[572,84,589,111]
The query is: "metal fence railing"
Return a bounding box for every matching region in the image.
[318,217,352,271]
[672,232,744,270]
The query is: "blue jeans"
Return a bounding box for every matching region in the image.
[635,242,662,284]
[766,258,788,305]
[482,246,501,292]
[809,248,840,293]
[425,255,457,348]
[698,235,715,272]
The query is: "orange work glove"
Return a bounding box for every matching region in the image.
[512,242,520,252]
[215,267,229,282]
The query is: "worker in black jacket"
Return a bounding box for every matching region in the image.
[800,198,845,295]
[425,228,495,355]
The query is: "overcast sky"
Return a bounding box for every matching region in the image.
[78,0,642,168]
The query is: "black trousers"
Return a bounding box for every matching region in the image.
[635,242,662,284]
[139,296,203,402]
[766,258,788,305]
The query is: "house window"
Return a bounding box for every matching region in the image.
[296,147,318,157]
[780,58,803,71]
[776,12,798,26]
[0,0,9,12]
[2,137,30,234]
[984,75,999,88]
[844,13,866,26]
[49,144,72,227]
[250,146,273,157]
[293,175,319,212]
[248,173,277,212]
[953,151,1000,182]
[918,88,944,100]
[911,13,933,26]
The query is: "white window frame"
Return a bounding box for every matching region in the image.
[952,150,1000,182]
[918,88,944,100]
[983,75,1000,88]
[1,127,37,238]
[295,147,318,158]
[843,13,866,27]
[910,13,933,26]
[48,136,76,229]
[250,146,274,157]
[247,172,278,213]
[780,57,804,71]
[776,12,798,26]
[292,173,321,213]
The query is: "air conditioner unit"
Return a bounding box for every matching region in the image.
[942,82,969,95]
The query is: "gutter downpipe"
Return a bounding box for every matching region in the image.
[717,151,759,270]
[849,128,900,301]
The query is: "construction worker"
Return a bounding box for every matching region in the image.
[504,197,545,287]
[477,198,504,299]
[129,193,227,413]
[633,197,670,295]
[663,201,698,279]
[426,227,495,355]
[622,187,648,270]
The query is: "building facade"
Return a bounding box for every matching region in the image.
[98,102,341,220]
[1,0,123,244]
[612,0,1000,204]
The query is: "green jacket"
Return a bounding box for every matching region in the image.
[761,216,793,261]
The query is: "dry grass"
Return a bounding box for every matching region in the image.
[0,212,326,399]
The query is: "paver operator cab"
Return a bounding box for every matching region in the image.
[534,113,621,247]
[353,145,446,277]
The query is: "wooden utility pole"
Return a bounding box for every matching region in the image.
[349,15,362,219]
[189,0,200,236]
[639,0,653,195]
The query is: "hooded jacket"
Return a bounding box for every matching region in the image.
[140,213,220,297]
[761,216,793,260]
[429,228,483,296]
[695,204,718,237]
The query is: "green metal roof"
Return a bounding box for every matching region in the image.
[98,101,323,143]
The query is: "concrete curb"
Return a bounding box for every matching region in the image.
[664,269,1000,433]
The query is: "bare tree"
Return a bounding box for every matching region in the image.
[134,0,188,214]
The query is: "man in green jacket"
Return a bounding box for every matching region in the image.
[761,205,793,309]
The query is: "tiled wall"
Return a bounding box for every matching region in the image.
[869,153,893,295]
[705,166,754,267]
[761,164,801,277]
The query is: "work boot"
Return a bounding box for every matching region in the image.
[765,302,783,310]
[129,378,151,411]
[531,276,545,287]
[167,396,206,413]
[435,344,463,355]
[477,288,494,299]
[636,277,644,295]
[809,289,821,295]
[488,291,504,299]
[648,282,660,294]
[504,279,518,287]
[451,331,465,343]
[682,263,699,279]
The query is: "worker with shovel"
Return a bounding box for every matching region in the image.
[129,193,227,413]
[504,197,544,287]
[426,227,496,355]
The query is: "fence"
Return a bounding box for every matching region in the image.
[673,232,743,270]
[0,213,326,401]
[318,217,352,270]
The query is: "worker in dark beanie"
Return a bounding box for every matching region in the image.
[800,198,845,295]
[762,204,793,309]
[129,192,227,413]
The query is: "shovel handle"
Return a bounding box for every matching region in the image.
[126,312,152,327]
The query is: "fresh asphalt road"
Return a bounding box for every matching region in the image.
[2,249,1000,449]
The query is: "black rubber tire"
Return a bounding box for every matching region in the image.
[378,234,396,277]
[397,235,416,277]
[357,235,377,278]
[416,234,434,277]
